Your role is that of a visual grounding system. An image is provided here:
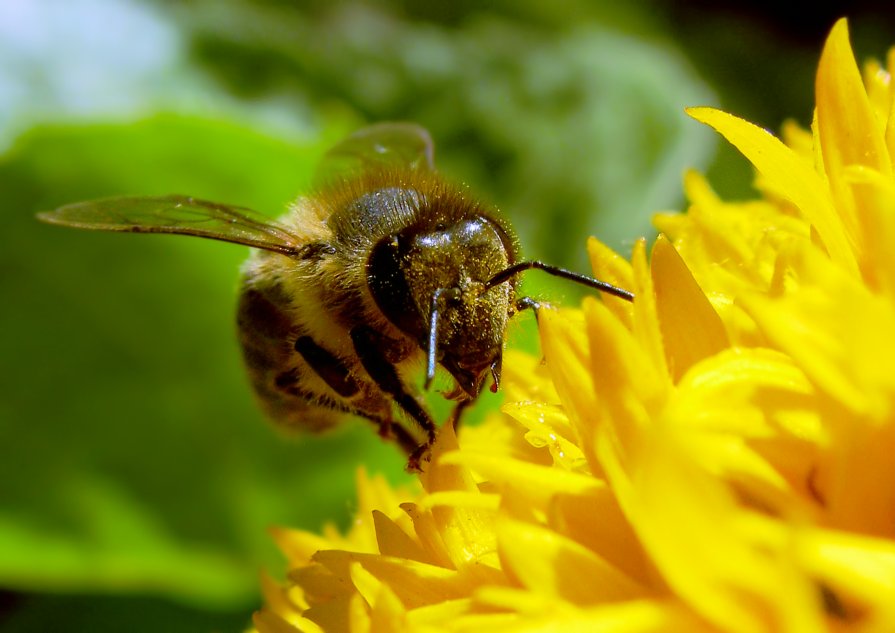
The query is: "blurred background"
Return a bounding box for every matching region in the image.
[1,1,892,630]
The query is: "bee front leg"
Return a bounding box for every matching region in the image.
[514,296,542,314]
[349,325,437,451]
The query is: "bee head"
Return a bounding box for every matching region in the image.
[367,214,516,398]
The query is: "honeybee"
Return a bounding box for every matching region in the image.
[38,123,633,468]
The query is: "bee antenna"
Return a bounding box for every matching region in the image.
[425,287,461,390]
[484,261,634,302]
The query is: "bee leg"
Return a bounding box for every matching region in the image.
[406,442,432,473]
[350,325,437,446]
[353,410,420,458]
[514,296,541,316]
[294,335,361,399]
[402,400,471,472]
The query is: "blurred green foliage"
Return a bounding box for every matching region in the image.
[3,0,888,631]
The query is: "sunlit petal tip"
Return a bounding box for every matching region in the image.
[689,102,859,275]
[582,296,666,419]
[586,236,632,282]
[537,306,598,423]
[630,238,670,382]
[372,510,435,564]
[586,236,635,325]
[269,526,332,565]
[817,15,892,246]
[681,169,718,208]
[651,235,729,381]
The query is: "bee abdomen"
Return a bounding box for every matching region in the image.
[237,284,341,432]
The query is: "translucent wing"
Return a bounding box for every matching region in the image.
[37,195,304,256]
[315,122,436,184]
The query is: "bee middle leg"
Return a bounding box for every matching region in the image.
[350,325,437,448]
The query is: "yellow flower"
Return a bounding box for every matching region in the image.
[255,19,895,632]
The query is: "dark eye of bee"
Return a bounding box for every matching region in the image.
[367,230,424,340]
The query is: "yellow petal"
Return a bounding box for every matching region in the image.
[373,510,438,566]
[348,592,372,633]
[404,597,474,630]
[743,243,895,416]
[303,594,354,633]
[781,118,815,160]
[253,609,310,633]
[687,106,858,276]
[862,58,892,127]
[310,550,502,611]
[399,503,454,570]
[348,468,418,554]
[651,234,729,381]
[259,569,310,623]
[668,347,824,510]
[461,598,712,633]
[291,559,354,605]
[671,348,816,438]
[350,560,382,612]
[825,418,895,539]
[417,490,500,512]
[472,585,574,618]
[816,19,892,250]
[631,238,671,384]
[496,518,646,605]
[538,307,603,471]
[845,166,895,296]
[349,562,411,633]
[499,401,585,470]
[798,527,895,625]
[439,449,604,504]
[420,424,500,569]
[887,48,895,169]
[547,489,653,586]
[270,526,333,567]
[587,236,634,328]
[615,427,822,633]
[499,349,560,405]
[584,297,667,433]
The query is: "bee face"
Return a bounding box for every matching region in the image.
[367,211,515,398]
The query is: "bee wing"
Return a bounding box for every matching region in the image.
[315,122,436,183]
[37,195,304,256]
